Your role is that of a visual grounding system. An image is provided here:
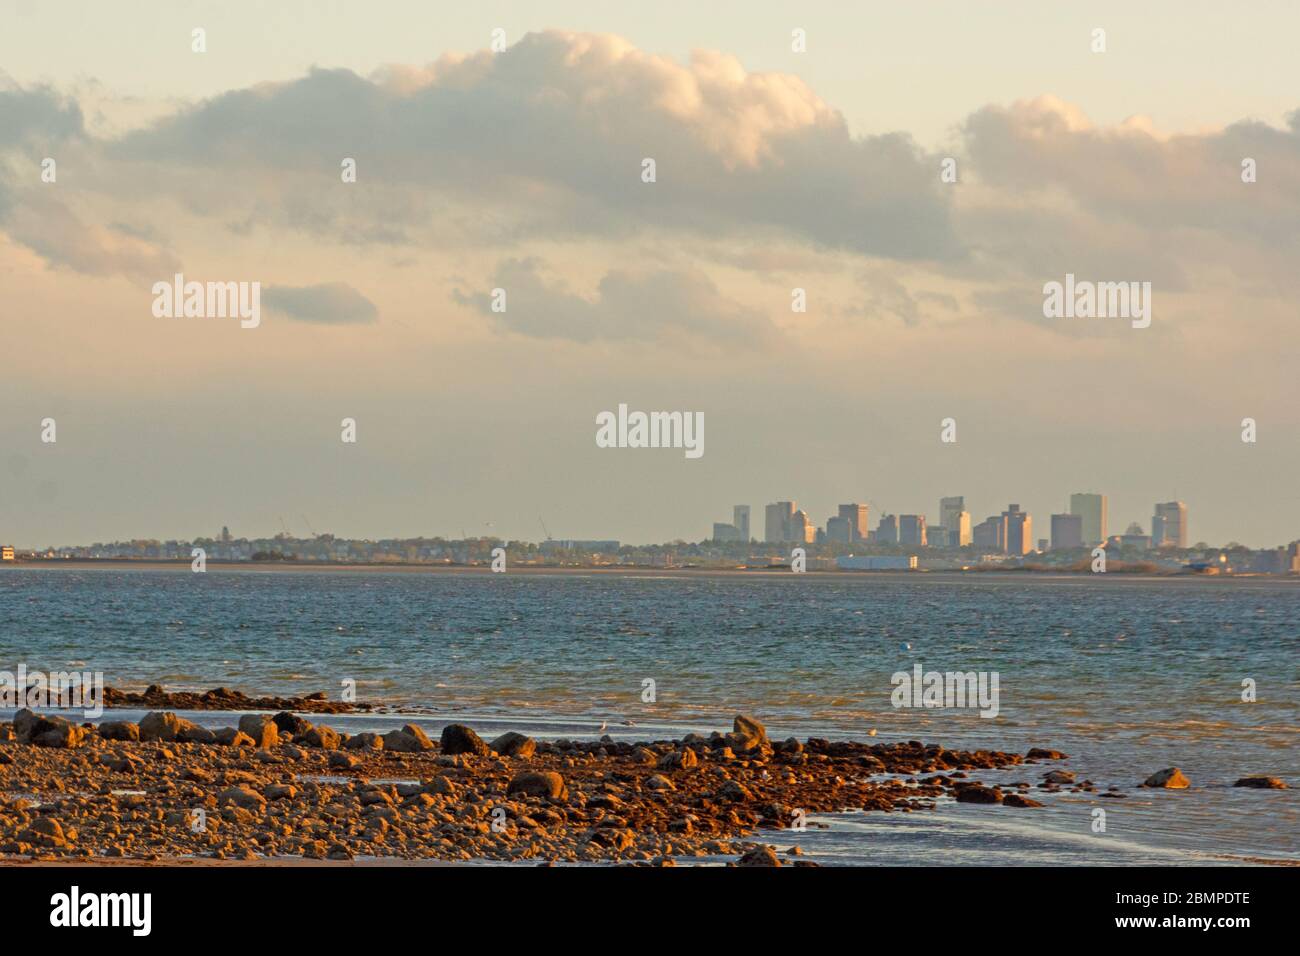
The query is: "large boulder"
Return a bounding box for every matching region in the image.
[176,724,217,745]
[1142,768,1190,789]
[271,711,313,736]
[440,724,489,756]
[1233,776,1287,789]
[737,845,781,867]
[381,727,431,753]
[98,721,140,742]
[237,715,280,748]
[343,732,384,751]
[489,731,536,758]
[30,716,85,748]
[139,711,189,742]
[657,748,698,771]
[213,727,255,747]
[727,714,769,753]
[507,771,568,800]
[300,725,341,750]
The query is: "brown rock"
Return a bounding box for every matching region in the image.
[1142,768,1190,789]
[489,731,536,758]
[1233,776,1287,789]
[507,771,568,800]
[439,723,489,756]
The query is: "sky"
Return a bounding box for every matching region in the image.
[2,1,1299,549]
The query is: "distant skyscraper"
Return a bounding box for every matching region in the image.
[765,501,795,543]
[899,515,926,547]
[712,522,742,543]
[876,514,899,545]
[940,496,972,546]
[733,505,750,542]
[1051,513,1083,550]
[1069,493,1107,547]
[1002,504,1032,555]
[973,516,1006,550]
[837,504,870,542]
[790,509,815,544]
[826,516,852,544]
[1152,501,1188,548]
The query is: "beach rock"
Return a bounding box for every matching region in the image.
[737,845,781,867]
[1003,793,1044,808]
[1142,768,1190,789]
[954,785,1003,804]
[644,774,676,792]
[301,725,341,750]
[265,784,298,800]
[98,721,140,742]
[717,780,753,802]
[490,731,536,758]
[657,749,698,771]
[271,711,313,736]
[12,709,39,740]
[440,724,489,756]
[344,732,384,751]
[507,771,568,800]
[176,724,217,745]
[1043,770,1075,784]
[328,751,360,769]
[727,714,769,753]
[30,716,84,748]
[139,711,186,742]
[381,730,425,753]
[219,786,266,809]
[237,715,280,748]
[1233,776,1287,789]
[213,727,255,747]
[1026,748,1067,760]
[422,775,456,796]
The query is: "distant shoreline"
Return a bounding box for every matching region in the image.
[2,558,1295,584]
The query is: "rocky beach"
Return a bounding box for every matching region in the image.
[0,697,1140,866]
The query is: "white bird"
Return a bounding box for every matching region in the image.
[598,720,607,732]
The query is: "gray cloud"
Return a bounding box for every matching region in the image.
[0,81,83,147]
[455,257,773,347]
[263,282,378,324]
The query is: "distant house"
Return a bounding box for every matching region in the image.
[1,546,15,561]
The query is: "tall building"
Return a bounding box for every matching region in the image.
[1002,503,1032,555]
[733,505,750,542]
[1050,513,1083,550]
[790,509,815,545]
[765,501,795,543]
[712,522,742,543]
[837,504,870,542]
[826,516,852,544]
[876,514,899,545]
[940,496,972,547]
[973,515,1006,551]
[899,514,927,547]
[1152,501,1188,548]
[1069,493,1108,547]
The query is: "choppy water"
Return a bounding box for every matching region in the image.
[1,567,1296,864]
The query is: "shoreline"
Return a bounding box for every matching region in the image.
[3,559,1294,585]
[2,707,1077,866]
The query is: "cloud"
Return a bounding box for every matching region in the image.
[262,282,378,324]
[455,257,773,347]
[3,193,178,278]
[106,31,958,259]
[0,80,84,146]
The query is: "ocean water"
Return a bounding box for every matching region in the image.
[1,567,1296,865]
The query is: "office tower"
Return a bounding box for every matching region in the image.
[940,496,972,546]
[928,525,950,548]
[1002,504,1032,555]
[973,516,1005,550]
[837,504,870,542]
[1152,501,1188,548]
[1051,513,1083,550]
[712,522,741,543]
[733,505,750,542]
[826,516,852,544]
[1069,493,1108,547]
[765,501,795,543]
[877,514,899,544]
[790,509,815,544]
[899,514,927,547]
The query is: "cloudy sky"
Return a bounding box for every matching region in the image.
[2,1,1298,548]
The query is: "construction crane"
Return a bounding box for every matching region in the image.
[300,515,318,538]
[278,516,292,539]
[538,517,553,542]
